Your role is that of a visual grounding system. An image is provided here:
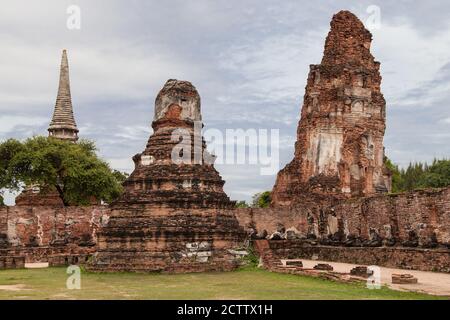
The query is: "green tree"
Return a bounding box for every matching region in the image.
[422,159,450,188]
[0,136,124,206]
[385,157,450,193]
[112,170,129,185]
[251,191,271,208]
[0,194,4,206]
[235,200,249,208]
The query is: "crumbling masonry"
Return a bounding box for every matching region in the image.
[88,80,246,273]
[272,11,391,205]
[1,11,449,274]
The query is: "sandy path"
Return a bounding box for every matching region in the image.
[24,262,49,269]
[299,259,450,296]
[0,284,28,291]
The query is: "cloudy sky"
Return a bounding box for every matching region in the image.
[1,0,449,204]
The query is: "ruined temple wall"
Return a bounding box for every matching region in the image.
[235,188,450,246]
[334,188,450,245]
[0,205,110,248]
[235,206,311,235]
[2,188,449,249]
[1,188,449,269]
[0,206,7,235]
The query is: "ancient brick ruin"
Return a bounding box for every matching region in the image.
[272,11,391,205]
[239,11,450,273]
[235,188,450,272]
[1,11,449,275]
[88,80,246,272]
[118,79,232,208]
[0,205,107,267]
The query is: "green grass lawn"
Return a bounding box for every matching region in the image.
[0,266,445,300]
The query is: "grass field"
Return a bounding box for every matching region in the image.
[0,266,445,300]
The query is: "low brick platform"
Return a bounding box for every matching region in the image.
[392,274,418,284]
[254,240,450,273]
[350,266,371,278]
[314,263,333,271]
[0,256,25,269]
[0,246,94,269]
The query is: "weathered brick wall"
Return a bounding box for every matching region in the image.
[0,206,7,232]
[235,206,311,235]
[0,255,25,269]
[236,188,450,247]
[2,189,449,250]
[1,205,110,248]
[0,206,9,248]
[1,188,449,271]
[0,205,111,267]
[335,188,450,246]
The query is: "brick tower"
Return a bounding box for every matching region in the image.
[48,49,79,142]
[272,11,391,206]
[90,80,245,273]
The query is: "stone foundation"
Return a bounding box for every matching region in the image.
[254,240,450,273]
[89,206,245,273]
[0,255,25,269]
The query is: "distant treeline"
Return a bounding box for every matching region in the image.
[385,158,450,193]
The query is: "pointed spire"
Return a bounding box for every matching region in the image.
[48,49,79,142]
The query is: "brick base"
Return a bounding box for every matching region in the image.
[254,240,450,273]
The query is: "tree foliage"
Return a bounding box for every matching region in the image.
[385,158,450,193]
[112,170,129,185]
[0,136,124,206]
[235,200,249,208]
[251,191,271,208]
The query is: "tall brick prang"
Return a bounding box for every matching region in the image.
[272,11,391,206]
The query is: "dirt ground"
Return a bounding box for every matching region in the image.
[299,259,450,296]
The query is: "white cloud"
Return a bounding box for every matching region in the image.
[218,29,327,105]
[0,115,48,134]
[107,158,134,172]
[371,22,450,106]
[442,118,450,124]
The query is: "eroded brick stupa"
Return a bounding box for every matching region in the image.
[272,11,392,206]
[90,79,245,273]
[119,79,232,208]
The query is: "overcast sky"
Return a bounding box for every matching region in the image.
[1,0,449,204]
